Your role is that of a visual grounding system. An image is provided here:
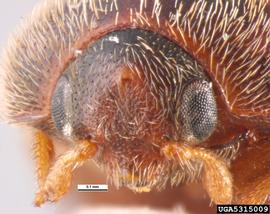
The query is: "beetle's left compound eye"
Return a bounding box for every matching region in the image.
[179,80,217,142]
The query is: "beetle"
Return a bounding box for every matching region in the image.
[0,0,269,206]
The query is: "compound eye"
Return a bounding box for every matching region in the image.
[51,74,74,138]
[180,80,217,142]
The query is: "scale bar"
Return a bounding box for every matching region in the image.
[77,184,108,192]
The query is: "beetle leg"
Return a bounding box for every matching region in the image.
[34,140,97,206]
[161,144,233,204]
[33,131,54,196]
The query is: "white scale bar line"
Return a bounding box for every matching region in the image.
[77,184,108,192]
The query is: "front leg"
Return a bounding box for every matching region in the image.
[34,140,97,206]
[162,144,233,204]
[33,131,54,206]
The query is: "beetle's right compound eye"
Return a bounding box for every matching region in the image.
[51,74,74,138]
[179,80,217,142]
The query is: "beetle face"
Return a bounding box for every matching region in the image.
[51,29,217,143]
[50,28,221,191]
[1,0,270,205]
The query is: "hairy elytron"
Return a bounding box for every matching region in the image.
[0,0,270,206]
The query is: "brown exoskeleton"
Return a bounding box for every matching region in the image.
[0,0,269,206]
